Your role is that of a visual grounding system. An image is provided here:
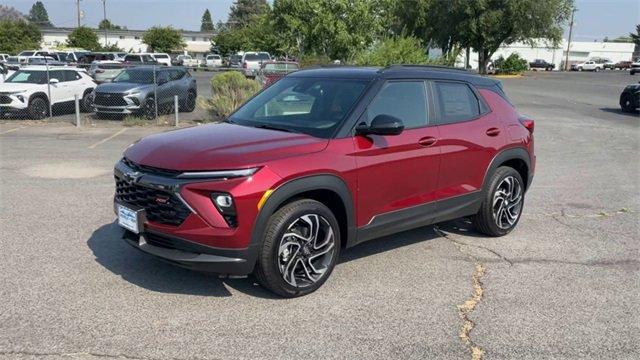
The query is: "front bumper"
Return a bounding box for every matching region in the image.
[122,229,255,275]
[0,93,29,111]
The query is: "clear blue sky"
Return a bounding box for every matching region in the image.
[4,0,639,40]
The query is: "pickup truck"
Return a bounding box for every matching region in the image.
[529,59,555,71]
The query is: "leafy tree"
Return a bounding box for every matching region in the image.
[493,53,528,74]
[27,1,52,27]
[99,19,122,30]
[630,24,640,47]
[142,26,185,53]
[100,43,124,52]
[67,26,101,51]
[0,20,42,53]
[0,5,25,21]
[355,37,428,66]
[201,9,214,31]
[228,0,268,28]
[213,12,277,55]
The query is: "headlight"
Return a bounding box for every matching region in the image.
[125,92,141,97]
[177,167,259,179]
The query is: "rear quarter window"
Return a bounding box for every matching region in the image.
[434,82,481,124]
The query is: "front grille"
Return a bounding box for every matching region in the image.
[94,92,127,106]
[115,176,191,226]
[0,95,11,104]
[122,157,181,177]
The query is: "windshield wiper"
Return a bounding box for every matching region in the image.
[253,124,300,133]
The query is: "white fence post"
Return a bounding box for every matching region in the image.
[74,94,81,128]
[174,95,179,127]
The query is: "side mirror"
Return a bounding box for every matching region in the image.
[356,114,405,136]
[49,78,59,84]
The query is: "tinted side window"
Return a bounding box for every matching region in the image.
[169,69,185,80]
[434,82,480,124]
[63,70,82,81]
[49,70,66,82]
[367,81,428,129]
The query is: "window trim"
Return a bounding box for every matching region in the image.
[430,80,491,126]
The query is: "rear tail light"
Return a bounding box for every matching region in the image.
[95,69,104,73]
[519,117,535,134]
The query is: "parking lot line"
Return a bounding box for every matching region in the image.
[0,127,21,135]
[88,128,128,149]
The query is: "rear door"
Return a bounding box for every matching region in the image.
[431,80,504,201]
[353,80,441,230]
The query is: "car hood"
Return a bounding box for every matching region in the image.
[96,82,152,93]
[124,122,329,171]
[0,82,43,92]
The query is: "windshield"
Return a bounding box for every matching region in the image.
[7,57,20,64]
[5,70,48,84]
[112,69,154,84]
[264,63,298,72]
[244,54,260,61]
[229,77,369,138]
[19,51,35,56]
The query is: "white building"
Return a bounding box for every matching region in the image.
[457,40,636,70]
[40,27,214,60]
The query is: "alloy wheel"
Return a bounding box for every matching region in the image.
[492,176,523,229]
[277,214,336,288]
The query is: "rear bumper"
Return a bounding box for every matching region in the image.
[122,229,257,275]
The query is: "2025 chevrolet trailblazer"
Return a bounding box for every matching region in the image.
[114,65,535,297]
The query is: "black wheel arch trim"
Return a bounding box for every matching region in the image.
[28,92,49,104]
[482,147,532,192]
[248,174,357,268]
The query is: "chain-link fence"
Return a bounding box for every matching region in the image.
[0,62,207,126]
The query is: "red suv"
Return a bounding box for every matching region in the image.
[114,65,535,297]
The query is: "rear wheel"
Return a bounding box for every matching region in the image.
[254,199,340,298]
[620,93,637,113]
[28,97,48,119]
[474,167,525,237]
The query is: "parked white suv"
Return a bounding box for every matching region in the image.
[0,66,96,119]
[573,60,604,72]
[205,54,223,67]
[151,53,172,66]
[241,52,271,77]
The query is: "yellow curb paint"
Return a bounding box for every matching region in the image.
[0,127,20,135]
[88,128,127,149]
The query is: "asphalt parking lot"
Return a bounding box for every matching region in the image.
[0,71,638,359]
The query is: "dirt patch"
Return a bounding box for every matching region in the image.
[20,163,109,179]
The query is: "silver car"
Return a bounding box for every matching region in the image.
[241,52,271,78]
[93,67,197,118]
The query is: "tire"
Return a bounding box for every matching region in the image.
[578,67,583,71]
[181,90,196,113]
[474,166,525,237]
[594,67,599,72]
[80,90,93,112]
[254,199,341,298]
[620,94,636,113]
[28,96,49,120]
[142,97,156,120]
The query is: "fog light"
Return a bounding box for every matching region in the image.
[211,192,237,227]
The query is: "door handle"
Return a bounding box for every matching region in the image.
[485,127,501,137]
[418,137,438,147]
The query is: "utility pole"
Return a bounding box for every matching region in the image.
[102,0,107,45]
[76,0,82,27]
[564,7,576,71]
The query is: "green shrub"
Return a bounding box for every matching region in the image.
[355,37,428,67]
[197,71,261,121]
[299,54,333,68]
[493,53,528,75]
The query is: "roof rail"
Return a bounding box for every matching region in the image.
[382,64,468,72]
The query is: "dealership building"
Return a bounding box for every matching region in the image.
[39,27,214,59]
[457,40,636,70]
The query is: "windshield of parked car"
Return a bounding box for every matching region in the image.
[112,69,154,84]
[264,63,299,72]
[7,57,20,64]
[244,54,260,61]
[19,51,35,56]
[5,70,48,84]
[229,77,369,138]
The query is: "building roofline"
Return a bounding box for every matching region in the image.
[40,26,215,37]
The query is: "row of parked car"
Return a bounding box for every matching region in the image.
[0,60,197,120]
[527,58,640,72]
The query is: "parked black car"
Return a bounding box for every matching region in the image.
[529,59,555,71]
[619,83,640,113]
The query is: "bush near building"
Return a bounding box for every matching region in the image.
[493,53,529,75]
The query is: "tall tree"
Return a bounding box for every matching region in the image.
[201,9,214,31]
[27,1,52,27]
[0,20,42,53]
[67,26,100,51]
[142,26,185,53]
[228,0,268,27]
[99,19,122,30]
[630,24,640,47]
[0,5,26,21]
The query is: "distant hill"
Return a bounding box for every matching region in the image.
[0,5,26,21]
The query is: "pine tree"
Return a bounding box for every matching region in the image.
[27,1,52,27]
[201,9,214,32]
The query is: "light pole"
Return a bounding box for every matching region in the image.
[564,7,576,71]
[101,0,107,45]
[76,0,82,27]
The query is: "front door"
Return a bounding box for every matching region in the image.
[353,80,441,235]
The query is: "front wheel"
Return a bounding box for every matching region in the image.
[142,98,156,120]
[181,90,196,113]
[254,199,340,298]
[28,97,49,120]
[474,167,525,237]
[620,94,637,113]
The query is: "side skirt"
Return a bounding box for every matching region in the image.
[352,191,482,247]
